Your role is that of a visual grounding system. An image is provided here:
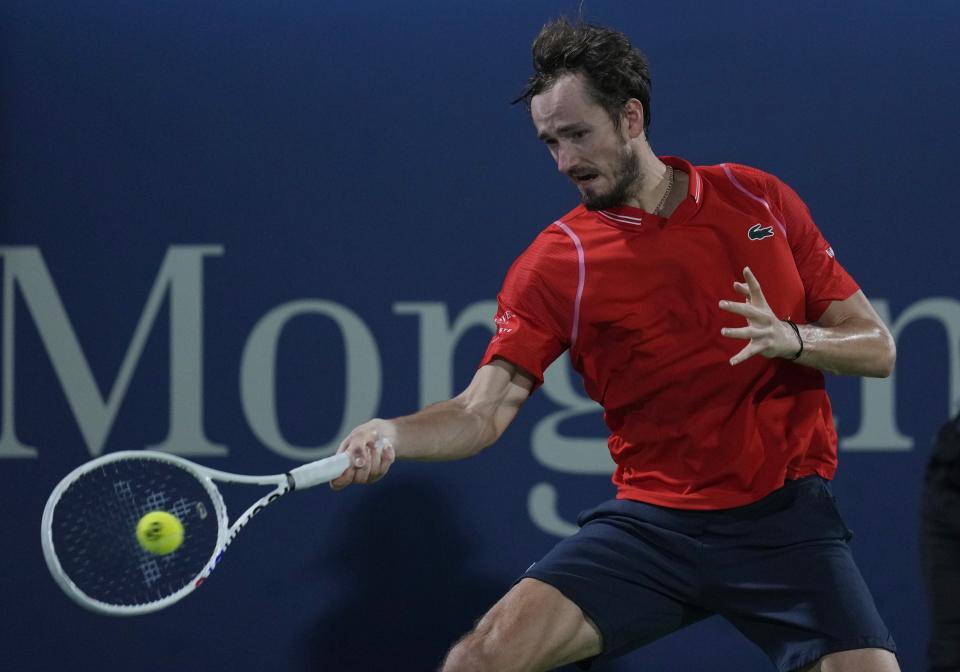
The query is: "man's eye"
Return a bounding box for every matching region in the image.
[571,130,588,139]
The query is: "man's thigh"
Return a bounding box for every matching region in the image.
[521,499,712,665]
[704,477,896,672]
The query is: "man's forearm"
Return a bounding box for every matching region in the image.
[794,317,896,378]
[382,399,500,461]
[330,401,495,491]
[330,360,532,490]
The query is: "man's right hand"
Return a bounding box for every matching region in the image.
[330,419,397,490]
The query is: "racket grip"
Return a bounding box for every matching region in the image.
[288,452,352,490]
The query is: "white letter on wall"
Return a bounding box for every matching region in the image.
[393,301,495,406]
[240,300,381,460]
[843,297,960,451]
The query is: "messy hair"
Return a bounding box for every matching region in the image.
[514,18,652,131]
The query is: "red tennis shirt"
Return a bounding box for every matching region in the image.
[480,157,860,509]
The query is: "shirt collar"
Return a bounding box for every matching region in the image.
[597,156,704,229]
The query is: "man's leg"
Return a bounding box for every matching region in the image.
[702,477,897,672]
[797,647,900,671]
[441,578,602,672]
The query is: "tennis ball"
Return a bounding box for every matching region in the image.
[136,510,184,555]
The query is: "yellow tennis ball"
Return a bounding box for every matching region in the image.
[136,510,184,555]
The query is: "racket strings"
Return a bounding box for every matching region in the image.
[51,458,221,607]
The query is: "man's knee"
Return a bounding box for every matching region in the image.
[439,579,600,672]
[811,647,900,672]
[440,626,504,672]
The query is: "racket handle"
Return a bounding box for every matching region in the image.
[288,452,352,490]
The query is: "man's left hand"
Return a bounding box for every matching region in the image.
[718,267,802,366]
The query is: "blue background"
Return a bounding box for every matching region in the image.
[1,1,957,670]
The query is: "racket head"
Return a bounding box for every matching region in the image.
[41,451,228,615]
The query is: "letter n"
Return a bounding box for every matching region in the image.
[843,297,960,451]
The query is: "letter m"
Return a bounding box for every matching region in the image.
[0,246,225,458]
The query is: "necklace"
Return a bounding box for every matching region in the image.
[654,165,674,215]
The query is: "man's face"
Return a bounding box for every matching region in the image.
[531,74,639,210]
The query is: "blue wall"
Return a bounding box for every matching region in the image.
[1,1,957,670]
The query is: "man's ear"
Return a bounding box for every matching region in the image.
[622,98,646,140]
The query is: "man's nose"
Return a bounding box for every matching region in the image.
[556,144,578,174]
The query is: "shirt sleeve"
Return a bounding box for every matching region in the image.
[768,177,860,321]
[478,231,575,389]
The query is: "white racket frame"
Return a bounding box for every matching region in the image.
[41,449,351,616]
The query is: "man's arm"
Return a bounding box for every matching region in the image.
[719,266,896,378]
[330,357,535,490]
[790,288,895,377]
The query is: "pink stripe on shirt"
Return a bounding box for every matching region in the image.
[553,220,585,346]
[722,164,787,238]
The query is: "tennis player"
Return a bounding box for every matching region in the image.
[331,18,900,672]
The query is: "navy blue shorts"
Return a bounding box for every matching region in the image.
[522,476,896,672]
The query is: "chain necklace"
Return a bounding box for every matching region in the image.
[654,165,675,215]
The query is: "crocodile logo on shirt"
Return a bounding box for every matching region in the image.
[747,223,774,240]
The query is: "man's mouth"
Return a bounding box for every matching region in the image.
[572,172,599,186]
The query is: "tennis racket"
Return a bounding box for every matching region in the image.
[40,448,359,616]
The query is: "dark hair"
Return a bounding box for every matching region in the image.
[513,18,652,132]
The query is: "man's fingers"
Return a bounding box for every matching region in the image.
[721,326,764,341]
[742,267,768,306]
[352,441,376,482]
[718,299,763,320]
[382,441,396,467]
[344,433,395,484]
[329,425,395,490]
[729,342,759,366]
[330,467,356,491]
[721,269,779,365]
[349,443,367,468]
[365,439,384,479]
[369,442,396,484]
[330,438,371,489]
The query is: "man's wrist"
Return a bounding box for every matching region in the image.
[783,320,804,361]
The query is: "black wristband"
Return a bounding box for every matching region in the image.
[784,320,803,361]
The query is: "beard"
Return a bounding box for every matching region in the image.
[580,143,642,211]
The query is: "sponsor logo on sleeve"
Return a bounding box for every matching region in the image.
[493,309,517,340]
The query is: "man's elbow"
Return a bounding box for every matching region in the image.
[870,331,897,378]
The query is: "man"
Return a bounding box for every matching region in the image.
[331,19,900,672]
